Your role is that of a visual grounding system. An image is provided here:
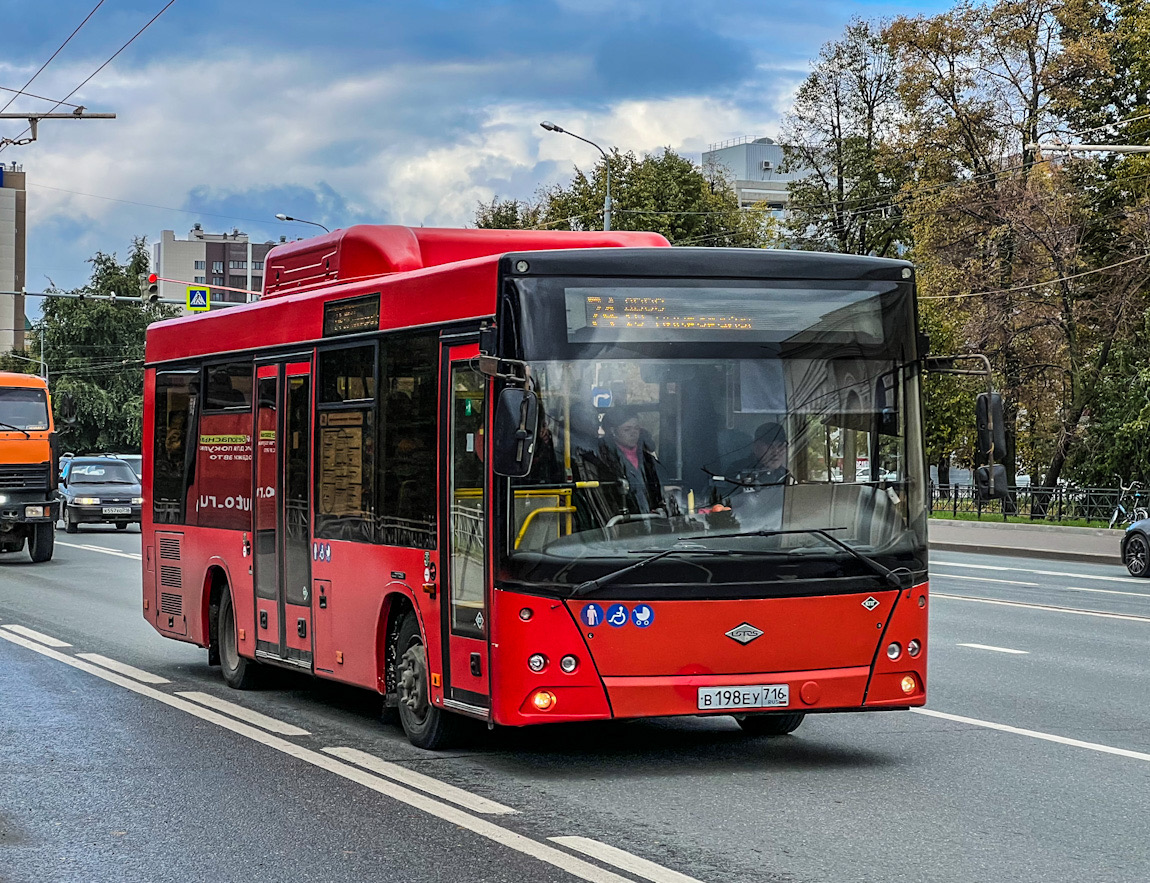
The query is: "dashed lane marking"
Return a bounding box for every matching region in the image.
[551,837,705,883]
[0,624,71,647]
[933,593,1150,623]
[77,653,169,684]
[0,630,649,883]
[56,540,142,561]
[325,747,517,815]
[940,574,1039,587]
[176,691,310,736]
[956,643,1029,655]
[932,560,1138,585]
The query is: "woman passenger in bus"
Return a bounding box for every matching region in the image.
[585,406,667,516]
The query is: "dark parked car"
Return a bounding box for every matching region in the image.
[59,457,143,532]
[1121,518,1150,577]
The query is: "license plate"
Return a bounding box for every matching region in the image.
[102,506,131,515]
[697,684,789,710]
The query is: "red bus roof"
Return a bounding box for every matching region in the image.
[146,225,670,365]
[263,225,669,298]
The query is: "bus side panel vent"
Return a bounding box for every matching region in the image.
[160,593,183,616]
[159,565,182,590]
[158,535,182,561]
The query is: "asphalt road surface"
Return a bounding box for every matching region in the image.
[1,527,1148,883]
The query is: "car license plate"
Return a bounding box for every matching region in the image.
[102,506,131,515]
[697,684,789,710]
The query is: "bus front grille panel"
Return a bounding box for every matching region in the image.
[0,464,49,491]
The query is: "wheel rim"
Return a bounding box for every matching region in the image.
[221,600,239,672]
[398,642,431,726]
[1126,536,1148,575]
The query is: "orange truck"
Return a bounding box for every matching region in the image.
[0,371,58,562]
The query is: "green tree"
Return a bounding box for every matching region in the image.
[38,237,179,453]
[475,147,778,247]
[781,19,910,256]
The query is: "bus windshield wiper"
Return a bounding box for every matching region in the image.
[0,420,30,438]
[568,542,728,597]
[687,527,908,589]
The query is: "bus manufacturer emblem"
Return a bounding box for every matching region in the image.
[725,623,763,644]
[862,597,880,610]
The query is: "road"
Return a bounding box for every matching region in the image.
[1,530,1148,882]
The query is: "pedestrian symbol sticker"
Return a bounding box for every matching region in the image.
[580,604,604,628]
[187,285,210,312]
[606,604,629,627]
[632,604,654,628]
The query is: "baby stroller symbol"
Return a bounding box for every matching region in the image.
[632,605,654,628]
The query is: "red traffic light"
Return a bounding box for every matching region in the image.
[148,273,158,284]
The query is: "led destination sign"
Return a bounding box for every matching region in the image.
[323,293,381,337]
[584,295,755,332]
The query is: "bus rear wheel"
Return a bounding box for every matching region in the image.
[395,610,460,750]
[735,712,805,736]
[218,588,260,689]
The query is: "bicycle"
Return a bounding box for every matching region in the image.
[1108,478,1149,529]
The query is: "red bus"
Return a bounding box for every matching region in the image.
[142,225,933,749]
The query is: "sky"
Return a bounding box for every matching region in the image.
[2,0,952,311]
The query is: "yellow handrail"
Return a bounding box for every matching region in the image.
[515,505,577,549]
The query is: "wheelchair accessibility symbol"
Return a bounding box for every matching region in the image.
[606,604,629,627]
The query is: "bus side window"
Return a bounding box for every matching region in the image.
[153,368,200,524]
[377,333,437,549]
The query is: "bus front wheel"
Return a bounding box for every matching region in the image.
[735,712,805,736]
[218,589,260,689]
[395,610,460,750]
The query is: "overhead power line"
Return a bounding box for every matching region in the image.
[0,0,106,114]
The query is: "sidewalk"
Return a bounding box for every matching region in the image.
[928,518,1121,566]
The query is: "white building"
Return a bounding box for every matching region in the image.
[701,136,807,212]
[152,226,282,313]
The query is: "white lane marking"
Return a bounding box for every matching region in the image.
[941,574,1039,587]
[325,747,517,816]
[0,631,637,883]
[932,560,1137,585]
[175,691,310,737]
[0,624,71,647]
[933,593,1150,623]
[551,837,704,883]
[912,708,1150,764]
[56,540,142,561]
[956,643,1029,655]
[1065,585,1150,600]
[76,653,169,684]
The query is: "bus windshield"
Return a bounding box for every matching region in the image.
[0,387,49,431]
[497,275,927,595]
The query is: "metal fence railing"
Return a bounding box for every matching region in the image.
[929,483,1147,525]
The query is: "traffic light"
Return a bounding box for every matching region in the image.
[140,272,159,302]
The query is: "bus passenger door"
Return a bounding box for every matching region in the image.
[440,349,490,714]
[252,359,314,670]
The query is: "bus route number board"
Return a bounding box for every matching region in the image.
[697,684,789,710]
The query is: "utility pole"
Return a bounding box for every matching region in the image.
[0,111,116,148]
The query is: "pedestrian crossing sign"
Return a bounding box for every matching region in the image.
[187,286,210,312]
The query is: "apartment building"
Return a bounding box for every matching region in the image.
[152,226,282,313]
[0,163,27,351]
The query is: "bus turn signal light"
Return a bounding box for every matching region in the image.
[900,675,917,694]
[531,690,557,712]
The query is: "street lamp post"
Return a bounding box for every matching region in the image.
[274,213,331,233]
[5,351,47,384]
[540,121,612,231]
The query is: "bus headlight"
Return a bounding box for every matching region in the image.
[527,654,547,672]
[531,690,557,711]
[886,642,902,660]
[560,655,578,673]
[907,639,921,657]
[900,675,917,694]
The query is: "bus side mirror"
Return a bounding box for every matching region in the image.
[56,391,78,426]
[492,388,538,477]
[975,464,1009,501]
[976,392,1006,464]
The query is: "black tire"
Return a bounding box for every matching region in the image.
[64,507,78,533]
[218,588,260,689]
[1124,532,1150,578]
[28,522,54,563]
[735,712,805,736]
[115,522,128,530]
[395,610,462,750]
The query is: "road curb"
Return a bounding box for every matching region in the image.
[928,541,1119,567]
